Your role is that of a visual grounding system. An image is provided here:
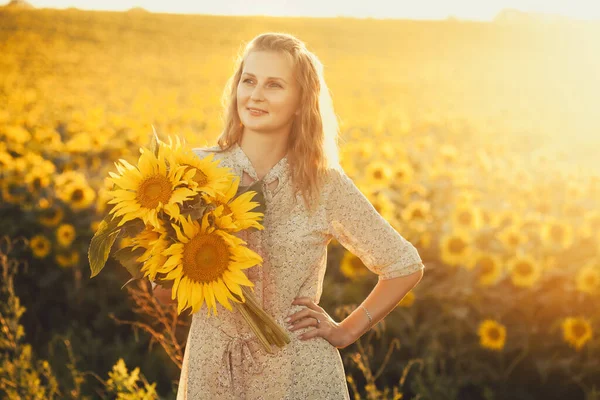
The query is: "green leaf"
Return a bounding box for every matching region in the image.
[120,219,145,237]
[113,245,146,278]
[88,214,122,278]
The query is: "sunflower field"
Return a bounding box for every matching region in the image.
[1,6,599,400]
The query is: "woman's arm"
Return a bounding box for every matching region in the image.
[340,267,424,343]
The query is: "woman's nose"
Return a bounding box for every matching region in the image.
[250,86,265,101]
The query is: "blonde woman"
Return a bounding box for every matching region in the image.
[154,32,425,399]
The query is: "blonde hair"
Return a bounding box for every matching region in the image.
[209,32,342,214]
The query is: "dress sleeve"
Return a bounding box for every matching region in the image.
[325,169,425,280]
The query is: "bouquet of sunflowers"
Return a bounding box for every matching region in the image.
[88,130,290,353]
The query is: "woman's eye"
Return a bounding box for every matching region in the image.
[242,79,281,88]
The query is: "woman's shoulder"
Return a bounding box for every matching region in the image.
[191,144,221,155]
[191,145,229,160]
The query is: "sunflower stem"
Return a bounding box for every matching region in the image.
[233,287,291,353]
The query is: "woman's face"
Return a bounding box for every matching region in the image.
[237,50,301,136]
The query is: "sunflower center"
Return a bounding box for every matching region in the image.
[459,211,472,225]
[351,256,363,270]
[182,233,231,283]
[72,189,84,202]
[572,323,587,338]
[515,261,533,276]
[480,257,495,275]
[487,327,501,341]
[550,225,564,242]
[412,208,425,219]
[33,177,42,190]
[449,237,467,254]
[137,175,173,209]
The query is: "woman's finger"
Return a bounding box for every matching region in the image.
[292,297,322,312]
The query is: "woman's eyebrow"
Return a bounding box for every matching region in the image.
[242,72,287,83]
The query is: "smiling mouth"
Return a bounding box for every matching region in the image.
[247,108,268,115]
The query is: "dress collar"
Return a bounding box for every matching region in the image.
[231,142,290,187]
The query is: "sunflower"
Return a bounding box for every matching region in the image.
[561,317,593,351]
[365,160,393,187]
[469,252,503,286]
[440,230,473,267]
[540,218,573,250]
[58,180,96,210]
[38,206,64,227]
[155,210,263,316]
[575,264,600,295]
[507,254,542,288]
[162,135,236,198]
[477,319,506,351]
[397,291,415,308]
[131,221,171,281]
[107,145,198,229]
[55,249,80,268]
[202,174,265,232]
[29,235,51,258]
[56,223,76,247]
[340,251,370,280]
[450,202,484,232]
[497,225,528,251]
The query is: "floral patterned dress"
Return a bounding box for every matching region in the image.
[176,142,425,400]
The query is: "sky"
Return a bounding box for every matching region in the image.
[4,0,600,21]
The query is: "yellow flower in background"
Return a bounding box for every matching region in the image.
[29,235,51,258]
[391,161,415,186]
[575,263,600,295]
[90,220,101,232]
[107,144,198,229]
[490,209,522,230]
[1,179,26,204]
[507,254,542,288]
[38,206,64,227]
[540,218,573,250]
[365,160,393,187]
[450,203,484,232]
[340,251,370,280]
[367,191,396,223]
[58,180,97,210]
[440,230,473,267]
[55,249,80,268]
[497,225,528,252]
[580,210,600,240]
[477,319,506,351]
[397,290,415,307]
[24,168,53,193]
[399,200,432,224]
[156,211,263,316]
[56,223,76,247]
[470,253,503,286]
[399,182,429,204]
[561,317,593,351]
[165,135,236,198]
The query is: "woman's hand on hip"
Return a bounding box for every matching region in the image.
[285,297,354,349]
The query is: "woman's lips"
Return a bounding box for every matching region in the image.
[247,108,268,116]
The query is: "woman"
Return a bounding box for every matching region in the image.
[155,32,425,399]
